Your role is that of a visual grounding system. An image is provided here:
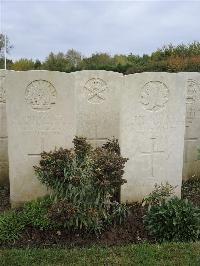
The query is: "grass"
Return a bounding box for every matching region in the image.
[0,242,199,266]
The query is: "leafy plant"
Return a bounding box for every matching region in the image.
[34,136,128,234]
[48,199,104,234]
[142,182,176,209]
[182,178,200,207]
[23,196,53,230]
[0,211,25,243]
[108,201,129,225]
[102,138,121,155]
[144,197,200,242]
[73,136,92,164]
[92,147,127,195]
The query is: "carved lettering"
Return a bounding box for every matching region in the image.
[186,79,200,127]
[19,113,65,133]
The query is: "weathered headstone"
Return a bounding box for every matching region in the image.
[0,69,9,184]
[74,70,122,147]
[6,71,75,207]
[120,73,186,202]
[183,73,200,180]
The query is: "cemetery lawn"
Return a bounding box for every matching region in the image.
[0,242,200,266]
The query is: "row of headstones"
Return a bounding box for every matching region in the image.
[0,70,199,207]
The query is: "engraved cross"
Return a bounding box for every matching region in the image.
[141,137,165,177]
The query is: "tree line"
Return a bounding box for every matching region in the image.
[0,34,200,73]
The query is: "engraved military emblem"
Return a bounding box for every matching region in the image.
[140,81,169,111]
[25,80,57,110]
[186,79,200,104]
[0,76,6,103]
[84,78,107,104]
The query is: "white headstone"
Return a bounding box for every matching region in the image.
[183,73,200,180]
[0,69,9,184]
[74,70,122,147]
[120,73,186,202]
[6,71,76,207]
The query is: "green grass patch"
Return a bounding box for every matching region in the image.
[0,242,199,266]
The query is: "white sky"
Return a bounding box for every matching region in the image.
[1,0,200,61]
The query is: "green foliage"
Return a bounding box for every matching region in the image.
[73,136,92,163]
[34,147,75,197]
[2,33,199,73]
[11,58,35,71]
[43,52,70,72]
[22,196,53,230]
[0,196,55,243]
[48,199,104,233]
[34,136,127,200]
[47,199,129,234]
[0,58,13,69]
[92,147,127,195]
[142,182,176,209]
[0,196,54,244]
[144,197,200,242]
[0,211,25,243]
[182,178,200,207]
[34,136,128,234]
[108,202,129,226]
[102,138,121,155]
[151,42,200,60]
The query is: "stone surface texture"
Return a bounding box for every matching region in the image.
[0,69,9,184]
[6,71,76,207]
[120,73,187,202]
[4,70,200,205]
[74,70,122,147]
[183,73,200,180]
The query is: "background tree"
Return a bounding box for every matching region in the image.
[11,59,35,71]
[65,49,82,68]
[0,36,199,72]
[0,34,13,58]
[43,52,71,72]
[34,59,42,70]
[0,34,13,69]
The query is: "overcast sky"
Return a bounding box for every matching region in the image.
[1,0,200,61]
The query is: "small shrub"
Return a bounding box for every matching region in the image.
[34,136,128,234]
[34,147,75,196]
[48,199,104,234]
[73,136,92,163]
[23,196,53,230]
[144,197,200,242]
[142,182,176,209]
[47,199,129,234]
[102,138,121,155]
[92,147,127,195]
[0,211,25,243]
